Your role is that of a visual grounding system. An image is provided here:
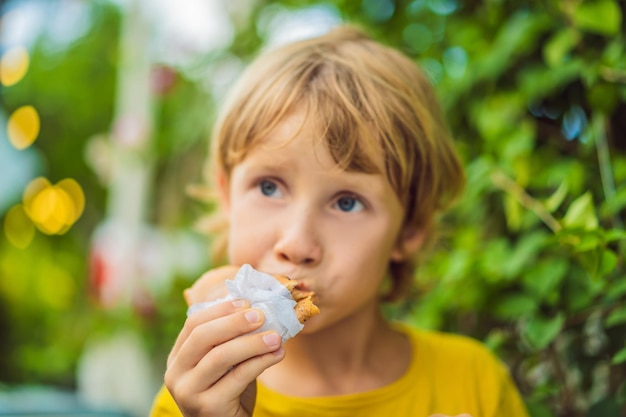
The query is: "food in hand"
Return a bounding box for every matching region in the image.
[183,264,320,324]
[272,274,320,323]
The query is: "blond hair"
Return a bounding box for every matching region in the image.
[196,25,465,301]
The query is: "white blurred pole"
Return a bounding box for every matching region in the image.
[79,0,157,415]
[103,0,155,307]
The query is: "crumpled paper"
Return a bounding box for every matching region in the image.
[187,264,304,343]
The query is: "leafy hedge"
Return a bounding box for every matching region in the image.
[325,1,626,416]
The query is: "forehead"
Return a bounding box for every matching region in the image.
[250,112,344,174]
[248,108,386,176]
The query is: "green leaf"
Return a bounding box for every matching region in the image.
[494,294,538,319]
[522,258,569,300]
[612,346,626,364]
[604,229,626,242]
[524,313,565,349]
[543,28,581,67]
[588,82,620,113]
[503,231,548,279]
[605,306,626,327]
[472,92,524,141]
[517,59,584,102]
[573,0,622,36]
[606,277,626,300]
[526,402,556,417]
[599,249,618,275]
[504,194,522,231]
[563,192,598,230]
[544,180,569,213]
[586,397,622,417]
[484,329,508,351]
[601,186,626,217]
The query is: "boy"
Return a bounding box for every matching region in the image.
[150,26,529,417]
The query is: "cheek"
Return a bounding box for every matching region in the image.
[325,217,400,294]
[341,217,400,268]
[227,201,276,264]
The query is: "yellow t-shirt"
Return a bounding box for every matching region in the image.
[150,324,529,417]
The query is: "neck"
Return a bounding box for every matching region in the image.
[260,302,410,396]
[291,305,388,368]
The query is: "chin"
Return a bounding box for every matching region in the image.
[297,316,324,335]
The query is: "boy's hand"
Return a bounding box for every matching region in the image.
[164,267,285,417]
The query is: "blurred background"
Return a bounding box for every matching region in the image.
[0,0,625,416]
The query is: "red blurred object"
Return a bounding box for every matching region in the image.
[150,64,177,96]
[88,247,108,305]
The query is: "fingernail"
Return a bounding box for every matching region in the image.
[232,299,247,308]
[245,309,261,323]
[263,333,281,347]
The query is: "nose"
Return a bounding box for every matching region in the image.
[273,207,322,266]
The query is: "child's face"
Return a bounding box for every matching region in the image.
[220,110,411,331]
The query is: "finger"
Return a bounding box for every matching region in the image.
[167,329,282,407]
[200,334,285,402]
[168,307,266,379]
[191,330,282,390]
[167,299,249,368]
[172,364,269,417]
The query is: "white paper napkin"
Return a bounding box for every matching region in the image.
[187,264,304,343]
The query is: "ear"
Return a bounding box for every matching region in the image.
[390,228,425,261]
[216,170,230,212]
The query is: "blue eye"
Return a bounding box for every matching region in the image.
[336,196,364,212]
[259,180,279,197]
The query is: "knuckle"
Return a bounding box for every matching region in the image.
[228,352,269,384]
[163,370,178,393]
[184,313,204,331]
[164,376,201,414]
[206,343,231,368]
[187,324,211,347]
[228,361,252,383]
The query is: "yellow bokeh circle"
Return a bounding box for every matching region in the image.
[22,177,86,235]
[3,204,35,249]
[7,105,40,150]
[0,46,29,87]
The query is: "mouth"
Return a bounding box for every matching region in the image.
[276,273,314,292]
[268,270,317,299]
[269,272,320,321]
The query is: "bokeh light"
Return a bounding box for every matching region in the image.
[22,177,86,235]
[361,0,395,23]
[57,178,86,217]
[442,46,468,79]
[7,105,40,150]
[0,46,30,87]
[403,23,433,54]
[3,204,36,249]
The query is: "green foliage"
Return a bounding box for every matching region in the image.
[0,1,121,386]
[0,0,210,387]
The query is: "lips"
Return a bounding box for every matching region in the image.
[270,273,320,323]
[268,269,314,291]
